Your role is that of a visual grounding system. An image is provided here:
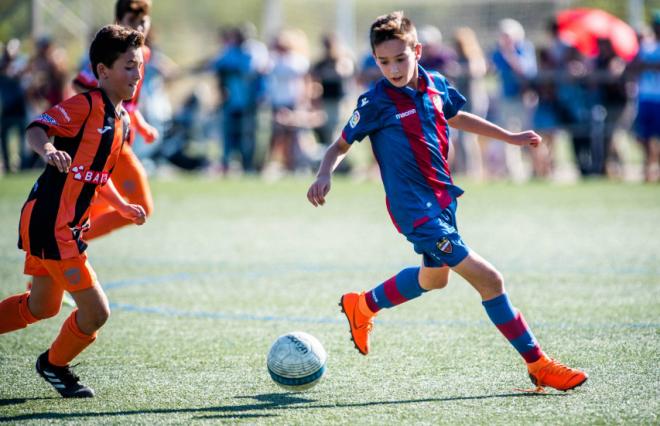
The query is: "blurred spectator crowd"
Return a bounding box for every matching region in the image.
[1,10,659,182]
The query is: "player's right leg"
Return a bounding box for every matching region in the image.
[340,263,446,355]
[0,275,63,334]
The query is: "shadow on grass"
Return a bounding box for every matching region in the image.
[0,391,561,422]
[0,397,58,407]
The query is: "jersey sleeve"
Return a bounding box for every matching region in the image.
[341,93,381,144]
[437,75,466,120]
[27,94,91,138]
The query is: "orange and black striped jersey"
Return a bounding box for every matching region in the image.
[18,89,129,260]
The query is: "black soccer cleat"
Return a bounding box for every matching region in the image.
[35,351,95,398]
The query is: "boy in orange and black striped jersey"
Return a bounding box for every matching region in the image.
[0,25,147,398]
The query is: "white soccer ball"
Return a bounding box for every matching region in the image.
[267,331,327,391]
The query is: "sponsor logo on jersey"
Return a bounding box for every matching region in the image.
[349,110,360,128]
[36,113,57,126]
[436,237,453,254]
[55,105,71,122]
[395,108,416,120]
[97,125,112,134]
[70,165,109,185]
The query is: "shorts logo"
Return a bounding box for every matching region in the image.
[349,110,360,128]
[71,165,109,185]
[64,267,81,285]
[436,237,453,254]
[97,125,112,134]
[432,94,443,111]
[37,113,57,126]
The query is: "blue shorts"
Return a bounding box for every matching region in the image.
[405,200,470,268]
[635,100,660,140]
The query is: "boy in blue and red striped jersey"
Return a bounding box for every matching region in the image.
[307,11,587,392]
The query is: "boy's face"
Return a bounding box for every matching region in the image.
[373,38,422,88]
[118,12,151,37]
[97,47,143,102]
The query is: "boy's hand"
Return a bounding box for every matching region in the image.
[118,203,147,225]
[44,146,72,173]
[141,124,159,144]
[507,131,542,148]
[307,175,331,207]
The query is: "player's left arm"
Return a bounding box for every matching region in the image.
[98,178,147,225]
[447,111,541,148]
[130,109,159,143]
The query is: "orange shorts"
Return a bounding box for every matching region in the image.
[24,252,98,293]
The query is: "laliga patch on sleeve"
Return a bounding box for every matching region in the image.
[349,110,360,128]
[36,113,57,126]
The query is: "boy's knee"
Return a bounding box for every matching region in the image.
[486,269,504,292]
[79,305,110,332]
[93,306,111,329]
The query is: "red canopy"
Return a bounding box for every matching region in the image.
[557,8,639,61]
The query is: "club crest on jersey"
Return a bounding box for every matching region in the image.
[71,165,109,185]
[349,110,360,128]
[432,94,443,111]
[436,237,453,254]
[36,113,57,126]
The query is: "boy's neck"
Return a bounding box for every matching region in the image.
[97,86,124,116]
[406,65,420,91]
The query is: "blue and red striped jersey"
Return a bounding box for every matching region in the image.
[341,65,466,234]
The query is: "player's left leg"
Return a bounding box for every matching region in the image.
[35,256,104,398]
[452,251,587,391]
[84,145,153,240]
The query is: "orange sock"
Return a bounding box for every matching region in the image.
[84,211,133,240]
[48,309,97,367]
[0,292,38,334]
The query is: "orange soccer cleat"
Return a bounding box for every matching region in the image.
[527,355,588,392]
[339,292,375,355]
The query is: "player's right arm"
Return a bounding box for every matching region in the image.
[307,137,351,207]
[26,126,71,173]
[26,93,91,173]
[308,91,380,207]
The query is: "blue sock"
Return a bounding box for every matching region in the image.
[365,267,426,313]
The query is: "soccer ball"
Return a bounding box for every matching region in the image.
[267,331,327,391]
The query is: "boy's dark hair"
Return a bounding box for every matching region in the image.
[115,0,151,22]
[369,11,418,53]
[89,24,144,78]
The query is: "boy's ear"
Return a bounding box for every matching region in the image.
[96,62,109,80]
[414,42,422,61]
